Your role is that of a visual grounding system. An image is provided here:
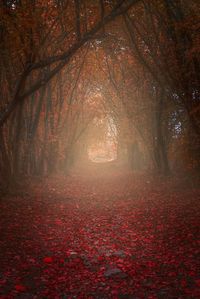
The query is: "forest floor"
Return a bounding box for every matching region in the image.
[0,163,200,299]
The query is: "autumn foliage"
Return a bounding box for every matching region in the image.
[0,0,199,189]
[0,1,200,297]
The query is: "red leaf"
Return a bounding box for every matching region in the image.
[15,284,26,292]
[43,257,53,263]
[181,279,187,287]
[98,255,104,261]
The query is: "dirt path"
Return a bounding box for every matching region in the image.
[0,168,200,298]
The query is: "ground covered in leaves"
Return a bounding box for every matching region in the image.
[0,164,200,298]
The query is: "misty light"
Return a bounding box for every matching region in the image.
[88,116,117,163]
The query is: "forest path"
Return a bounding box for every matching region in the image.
[0,167,200,298]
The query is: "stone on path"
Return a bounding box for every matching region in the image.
[104,268,122,277]
[113,250,126,258]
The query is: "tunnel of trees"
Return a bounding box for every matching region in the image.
[0,0,199,190]
[1,1,200,298]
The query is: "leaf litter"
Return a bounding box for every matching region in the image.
[0,169,200,298]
